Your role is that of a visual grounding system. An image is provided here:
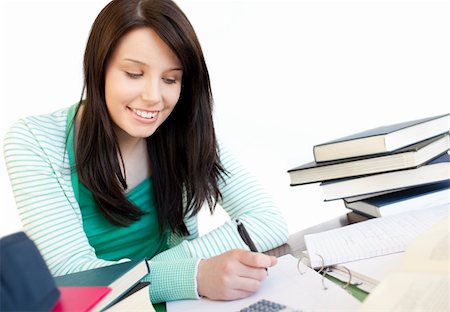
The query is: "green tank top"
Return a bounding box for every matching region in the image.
[66,105,167,261]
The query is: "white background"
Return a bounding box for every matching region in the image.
[0,0,449,238]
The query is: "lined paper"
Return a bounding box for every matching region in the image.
[304,204,449,268]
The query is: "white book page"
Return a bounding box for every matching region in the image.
[305,204,450,268]
[342,252,403,284]
[359,216,450,311]
[326,252,403,293]
[105,285,155,312]
[359,272,449,312]
[167,254,361,312]
[401,215,450,274]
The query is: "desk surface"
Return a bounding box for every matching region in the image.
[265,214,351,258]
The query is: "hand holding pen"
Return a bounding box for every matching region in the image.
[196,219,277,300]
[236,219,272,272]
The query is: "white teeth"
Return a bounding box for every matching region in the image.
[132,108,156,119]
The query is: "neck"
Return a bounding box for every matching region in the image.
[115,127,146,156]
[114,126,151,190]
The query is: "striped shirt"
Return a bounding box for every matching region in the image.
[3,104,289,303]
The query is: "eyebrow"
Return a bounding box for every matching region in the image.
[123,58,183,71]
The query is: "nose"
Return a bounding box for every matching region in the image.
[141,77,162,105]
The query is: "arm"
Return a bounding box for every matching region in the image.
[206,144,289,252]
[3,117,124,276]
[146,144,289,302]
[154,144,289,258]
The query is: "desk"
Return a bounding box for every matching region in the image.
[265,214,351,258]
[154,213,366,312]
[157,208,450,311]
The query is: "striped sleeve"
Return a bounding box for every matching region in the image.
[3,115,123,276]
[180,143,289,257]
[145,143,289,302]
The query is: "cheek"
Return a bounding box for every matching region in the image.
[105,71,123,108]
[105,70,141,106]
[165,86,182,109]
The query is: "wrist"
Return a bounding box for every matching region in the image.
[196,258,206,298]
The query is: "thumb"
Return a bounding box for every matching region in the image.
[269,255,278,266]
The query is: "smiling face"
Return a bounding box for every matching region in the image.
[105,27,183,142]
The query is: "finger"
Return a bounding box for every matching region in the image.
[222,289,253,301]
[234,275,263,293]
[269,255,278,266]
[238,251,277,269]
[236,265,268,281]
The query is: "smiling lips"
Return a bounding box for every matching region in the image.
[131,107,158,119]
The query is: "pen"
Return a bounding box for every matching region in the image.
[235,219,268,272]
[235,219,258,252]
[236,219,267,272]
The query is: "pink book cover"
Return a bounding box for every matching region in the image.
[52,286,111,312]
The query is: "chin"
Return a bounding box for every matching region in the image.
[123,123,161,139]
[137,129,158,139]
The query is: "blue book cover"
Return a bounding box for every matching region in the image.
[344,180,450,217]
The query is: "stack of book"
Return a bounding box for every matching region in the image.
[288,113,450,218]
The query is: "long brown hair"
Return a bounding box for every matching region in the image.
[75,0,225,235]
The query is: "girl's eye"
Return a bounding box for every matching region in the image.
[163,78,177,85]
[125,72,143,79]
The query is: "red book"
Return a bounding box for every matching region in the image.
[51,286,111,312]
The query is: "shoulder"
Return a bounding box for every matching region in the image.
[4,105,72,145]
[217,140,238,167]
[6,107,69,138]
[216,140,250,184]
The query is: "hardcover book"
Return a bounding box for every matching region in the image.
[344,180,450,217]
[54,259,149,312]
[105,284,155,312]
[288,134,449,186]
[343,188,405,203]
[313,113,450,162]
[51,286,111,312]
[346,211,373,224]
[320,152,450,201]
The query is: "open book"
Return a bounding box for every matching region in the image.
[359,215,450,311]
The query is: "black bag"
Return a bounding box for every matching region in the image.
[0,231,60,311]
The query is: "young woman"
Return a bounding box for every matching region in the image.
[3,0,288,303]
